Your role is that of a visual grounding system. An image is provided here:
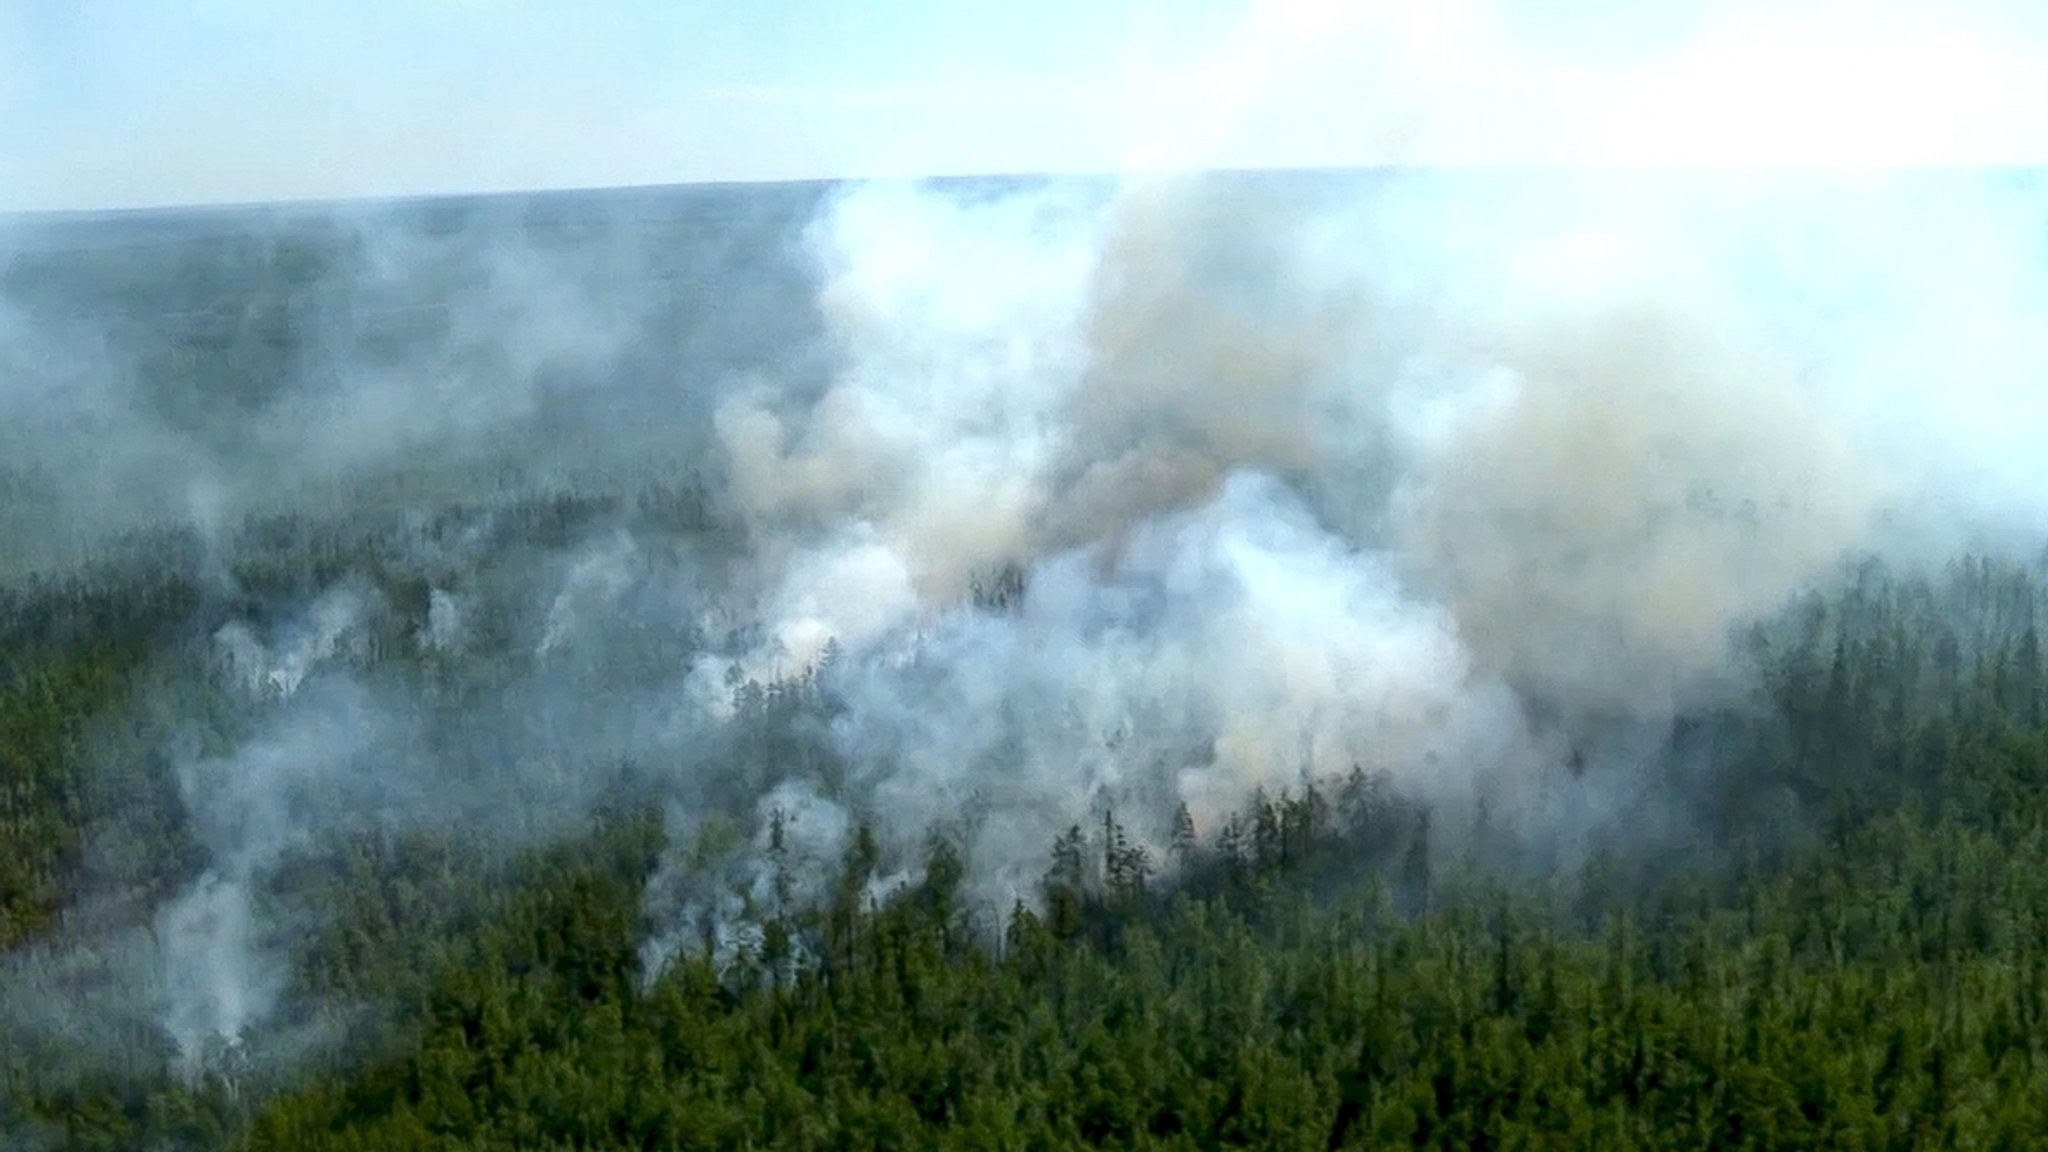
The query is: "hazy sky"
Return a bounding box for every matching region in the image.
[6,0,2048,212]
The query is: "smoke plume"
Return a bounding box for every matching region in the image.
[10,165,2048,1068]
[674,166,2048,941]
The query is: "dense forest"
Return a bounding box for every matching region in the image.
[11,174,2048,1150]
[6,485,2048,1149]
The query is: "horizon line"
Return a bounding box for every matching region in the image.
[11,161,2048,222]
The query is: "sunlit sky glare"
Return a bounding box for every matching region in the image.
[5,0,2048,212]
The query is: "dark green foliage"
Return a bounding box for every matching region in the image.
[0,563,203,950]
[14,519,2048,1147]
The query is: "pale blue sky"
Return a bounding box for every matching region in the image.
[5,0,2048,211]
[0,0,1241,210]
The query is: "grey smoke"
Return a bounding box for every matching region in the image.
[156,589,405,1074]
[670,168,2048,954]
[639,778,857,985]
[0,187,826,576]
[155,873,282,1080]
[10,168,2048,1070]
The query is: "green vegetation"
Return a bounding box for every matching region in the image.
[5,493,2048,1149]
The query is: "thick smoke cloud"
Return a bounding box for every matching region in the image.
[809,473,1520,915]
[10,1,2048,1124]
[684,167,2048,941]
[11,166,2048,1075]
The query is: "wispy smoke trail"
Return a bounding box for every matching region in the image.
[154,588,396,1074]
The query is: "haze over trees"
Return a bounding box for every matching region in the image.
[8,171,2048,1148]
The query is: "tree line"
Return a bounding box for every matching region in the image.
[8,500,2048,1148]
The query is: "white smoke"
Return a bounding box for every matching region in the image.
[664,164,2048,945]
[212,581,376,701]
[165,588,402,1072]
[640,779,855,985]
[154,873,282,1080]
[419,587,467,654]
[537,530,640,660]
[21,163,2047,1055]
[17,3,2048,1063]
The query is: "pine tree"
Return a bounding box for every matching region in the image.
[1170,802,1199,868]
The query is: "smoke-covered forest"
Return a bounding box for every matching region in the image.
[10,171,2048,1149]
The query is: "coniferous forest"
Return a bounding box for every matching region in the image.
[9,175,2048,1149]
